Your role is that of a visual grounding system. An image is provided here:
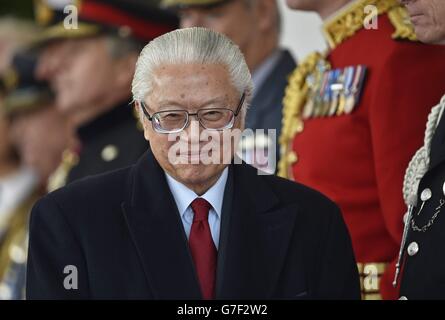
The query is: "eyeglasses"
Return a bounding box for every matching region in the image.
[139,93,245,134]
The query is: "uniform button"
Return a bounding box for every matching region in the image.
[420,188,432,201]
[407,242,419,256]
[101,145,119,162]
[442,181,445,196]
[399,296,408,300]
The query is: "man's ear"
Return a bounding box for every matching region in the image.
[134,101,151,141]
[143,123,151,141]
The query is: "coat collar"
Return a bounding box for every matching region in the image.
[429,110,445,171]
[76,99,134,143]
[121,147,300,299]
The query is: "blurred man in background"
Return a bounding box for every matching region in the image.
[34,0,178,190]
[0,98,34,300]
[0,46,72,299]
[0,11,41,299]
[281,0,445,299]
[162,0,296,173]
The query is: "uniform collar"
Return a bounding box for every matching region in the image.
[322,0,400,49]
[76,99,135,143]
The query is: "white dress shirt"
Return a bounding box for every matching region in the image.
[165,168,229,249]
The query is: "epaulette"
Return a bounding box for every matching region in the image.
[388,6,417,41]
[323,0,416,50]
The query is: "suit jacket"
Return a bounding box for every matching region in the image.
[400,98,445,299]
[247,49,296,167]
[248,49,296,136]
[26,147,360,300]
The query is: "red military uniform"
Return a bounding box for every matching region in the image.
[279,0,445,299]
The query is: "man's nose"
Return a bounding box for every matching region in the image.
[182,117,203,142]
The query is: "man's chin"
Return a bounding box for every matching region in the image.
[172,164,221,186]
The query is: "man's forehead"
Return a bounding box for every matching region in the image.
[148,81,232,100]
[40,40,74,58]
[153,94,228,104]
[152,64,230,86]
[147,81,235,108]
[42,37,100,54]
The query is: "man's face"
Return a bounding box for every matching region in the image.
[179,1,257,58]
[401,0,445,44]
[140,63,242,192]
[37,37,119,115]
[10,106,71,180]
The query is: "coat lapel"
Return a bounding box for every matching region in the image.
[216,163,299,299]
[121,149,201,299]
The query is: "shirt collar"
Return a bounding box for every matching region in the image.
[165,167,229,219]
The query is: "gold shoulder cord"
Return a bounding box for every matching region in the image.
[0,189,41,282]
[46,149,79,192]
[278,52,326,178]
[387,6,417,41]
[278,0,416,179]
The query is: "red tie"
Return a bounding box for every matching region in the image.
[189,198,217,300]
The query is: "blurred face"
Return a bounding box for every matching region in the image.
[10,106,71,181]
[37,37,121,116]
[400,0,445,44]
[139,63,243,194]
[179,1,258,61]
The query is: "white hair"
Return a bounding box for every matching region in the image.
[131,27,253,116]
